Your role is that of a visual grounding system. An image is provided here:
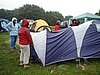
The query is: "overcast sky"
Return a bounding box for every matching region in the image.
[0,0,100,17]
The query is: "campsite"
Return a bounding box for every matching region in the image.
[1,14,100,75]
[0,2,100,75]
[0,25,100,75]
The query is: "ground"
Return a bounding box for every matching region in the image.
[0,32,100,75]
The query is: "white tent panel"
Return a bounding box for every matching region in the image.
[30,30,47,66]
[71,21,92,57]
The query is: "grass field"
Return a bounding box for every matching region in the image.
[0,32,100,75]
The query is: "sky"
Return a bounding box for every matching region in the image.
[0,0,100,17]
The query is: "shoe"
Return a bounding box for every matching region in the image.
[18,51,21,55]
[13,47,17,50]
[24,64,30,68]
[20,61,23,66]
[11,48,14,51]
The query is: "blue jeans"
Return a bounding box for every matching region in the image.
[10,35,17,48]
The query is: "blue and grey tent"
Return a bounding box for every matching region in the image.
[30,20,100,66]
[0,18,9,24]
[0,18,9,31]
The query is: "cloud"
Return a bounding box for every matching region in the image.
[0,0,100,16]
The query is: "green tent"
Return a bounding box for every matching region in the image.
[70,12,100,22]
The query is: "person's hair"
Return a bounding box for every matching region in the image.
[56,20,61,25]
[56,22,60,25]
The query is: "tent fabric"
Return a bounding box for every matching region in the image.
[0,18,9,31]
[80,20,100,58]
[45,28,77,65]
[30,20,100,66]
[31,30,47,66]
[30,19,49,32]
[71,12,100,20]
[34,19,49,31]
[72,21,92,57]
[0,18,9,24]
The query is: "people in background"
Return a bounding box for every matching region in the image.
[70,19,80,26]
[60,21,68,29]
[6,17,20,50]
[54,20,61,31]
[28,20,35,32]
[18,19,33,68]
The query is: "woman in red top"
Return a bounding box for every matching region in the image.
[18,19,33,68]
[54,20,60,31]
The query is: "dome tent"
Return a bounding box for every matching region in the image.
[30,19,52,32]
[0,18,9,31]
[30,20,100,66]
[0,18,9,24]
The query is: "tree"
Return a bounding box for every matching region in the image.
[0,9,13,20]
[0,4,64,25]
[12,4,45,21]
[44,11,64,25]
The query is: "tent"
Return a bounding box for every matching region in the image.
[0,18,9,24]
[30,19,52,32]
[30,20,100,66]
[0,18,9,31]
[70,12,100,22]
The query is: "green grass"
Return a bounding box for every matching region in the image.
[0,32,100,75]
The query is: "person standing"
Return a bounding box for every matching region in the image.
[54,20,61,31]
[6,17,20,50]
[70,19,80,26]
[18,19,33,68]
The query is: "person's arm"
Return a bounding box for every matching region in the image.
[6,22,12,31]
[18,24,21,29]
[25,28,33,44]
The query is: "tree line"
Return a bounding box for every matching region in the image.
[0,4,64,26]
[0,4,100,25]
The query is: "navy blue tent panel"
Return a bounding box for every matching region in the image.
[30,45,39,61]
[80,20,100,58]
[46,28,78,65]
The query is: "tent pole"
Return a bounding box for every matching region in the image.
[68,19,71,27]
[84,18,88,22]
[76,58,85,70]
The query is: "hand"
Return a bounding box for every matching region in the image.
[31,44,34,47]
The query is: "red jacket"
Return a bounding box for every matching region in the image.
[54,25,60,31]
[18,19,32,45]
